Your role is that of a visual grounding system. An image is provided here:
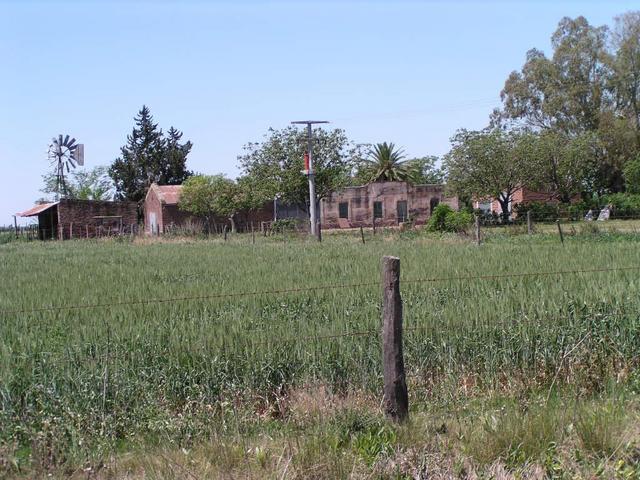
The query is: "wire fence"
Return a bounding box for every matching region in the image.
[3,264,639,317]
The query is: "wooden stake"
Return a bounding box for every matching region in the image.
[556,219,564,245]
[360,226,365,244]
[527,210,532,235]
[373,217,377,235]
[224,225,228,242]
[474,215,481,246]
[316,221,322,242]
[381,256,408,422]
[251,224,255,245]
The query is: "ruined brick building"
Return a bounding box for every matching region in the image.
[17,198,137,240]
[321,181,458,229]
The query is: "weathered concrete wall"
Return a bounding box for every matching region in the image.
[321,182,457,229]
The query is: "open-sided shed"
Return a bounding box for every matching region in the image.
[17,198,138,240]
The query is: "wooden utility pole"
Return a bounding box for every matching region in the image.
[381,256,408,422]
[556,219,564,245]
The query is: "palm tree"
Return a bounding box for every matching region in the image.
[359,142,415,183]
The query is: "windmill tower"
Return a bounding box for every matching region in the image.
[48,135,84,199]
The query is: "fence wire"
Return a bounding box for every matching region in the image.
[2,265,639,316]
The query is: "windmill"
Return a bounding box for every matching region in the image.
[48,134,84,199]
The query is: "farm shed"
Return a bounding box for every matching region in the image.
[17,198,137,240]
[321,181,458,229]
[144,183,277,234]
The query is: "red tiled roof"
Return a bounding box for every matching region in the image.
[154,185,182,205]
[17,202,58,217]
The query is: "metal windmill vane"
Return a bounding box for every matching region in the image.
[48,134,84,199]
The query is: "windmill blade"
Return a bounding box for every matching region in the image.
[67,158,76,169]
[68,138,77,149]
[58,134,63,146]
[64,135,70,146]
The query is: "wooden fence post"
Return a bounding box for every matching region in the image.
[381,256,408,422]
[527,210,532,235]
[360,226,365,244]
[474,215,481,245]
[556,219,564,245]
[251,224,255,245]
[223,225,228,242]
[373,217,377,235]
[13,216,18,239]
[316,221,322,242]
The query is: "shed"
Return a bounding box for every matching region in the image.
[17,199,138,240]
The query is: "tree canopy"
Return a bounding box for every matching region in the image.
[238,126,355,211]
[109,106,192,202]
[41,166,114,201]
[443,129,534,219]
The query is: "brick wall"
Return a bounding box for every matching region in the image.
[321,182,458,229]
[56,199,137,239]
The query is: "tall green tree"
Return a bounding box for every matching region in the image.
[528,131,599,203]
[611,12,640,149]
[406,156,444,184]
[495,16,611,135]
[443,129,533,220]
[238,126,354,211]
[109,106,192,202]
[41,166,114,201]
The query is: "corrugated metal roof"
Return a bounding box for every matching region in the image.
[155,185,182,205]
[17,202,58,217]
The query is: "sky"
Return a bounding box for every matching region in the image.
[1,0,637,225]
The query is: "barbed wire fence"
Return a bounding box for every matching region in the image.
[2,257,639,421]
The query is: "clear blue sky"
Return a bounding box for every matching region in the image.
[1,0,636,225]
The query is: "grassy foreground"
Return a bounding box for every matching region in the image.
[1,228,640,478]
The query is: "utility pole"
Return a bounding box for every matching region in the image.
[291,120,329,237]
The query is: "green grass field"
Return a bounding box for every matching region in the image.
[2,228,640,478]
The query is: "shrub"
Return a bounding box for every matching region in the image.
[426,204,473,233]
[601,193,640,218]
[623,155,640,194]
[271,218,300,232]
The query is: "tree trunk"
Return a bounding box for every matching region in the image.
[498,196,511,222]
[229,214,236,233]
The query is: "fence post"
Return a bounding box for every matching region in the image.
[13,216,18,239]
[223,225,228,242]
[556,219,564,245]
[316,221,322,242]
[381,256,408,422]
[360,226,365,244]
[252,224,255,245]
[474,215,481,245]
[527,210,532,235]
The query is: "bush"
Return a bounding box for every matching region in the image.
[601,193,640,218]
[271,218,300,232]
[426,204,473,233]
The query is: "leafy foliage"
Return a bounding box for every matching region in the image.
[356,142,414,183]
[109,106,192,202]
[623,155,640,194]
[41,166,114,201]
[426,204,472,233]
[238,126,355,211]
[443,129,533,219]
